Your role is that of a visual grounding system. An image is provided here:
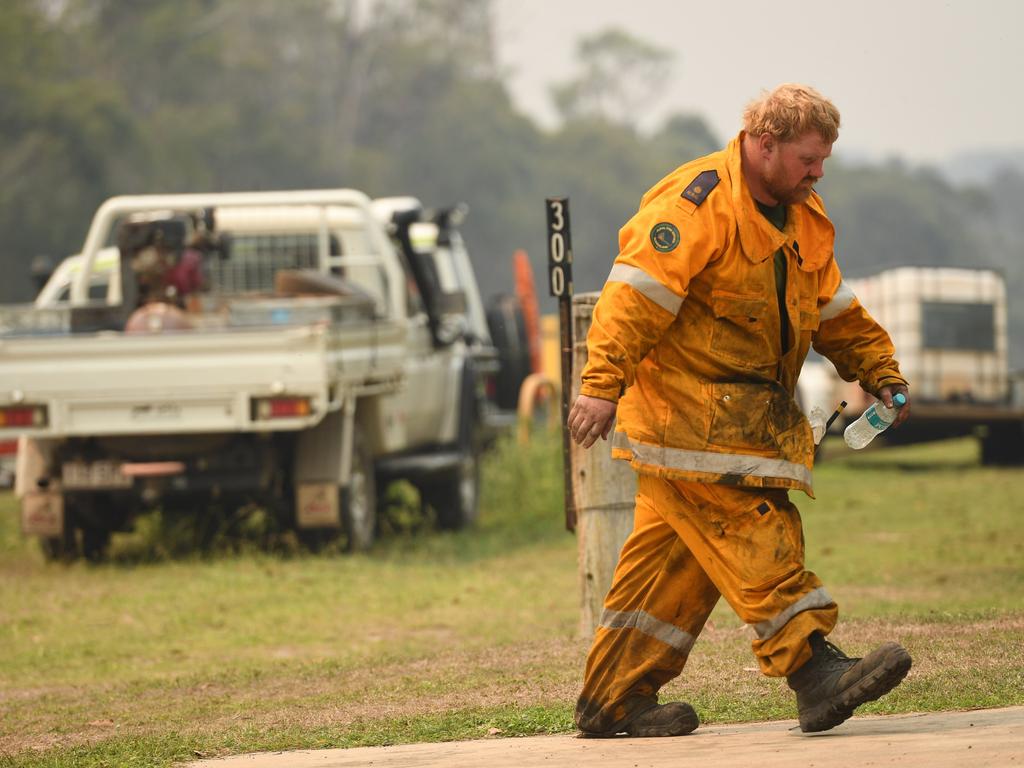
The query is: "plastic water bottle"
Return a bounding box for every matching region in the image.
[843,393,907,449]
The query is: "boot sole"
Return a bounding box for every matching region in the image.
[626,704,700,737]
[799,645,912,733]
[579,704,700,738]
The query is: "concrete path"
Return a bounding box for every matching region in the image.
[190,706,1024,768]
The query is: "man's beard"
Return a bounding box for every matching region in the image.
[763,167,817,206]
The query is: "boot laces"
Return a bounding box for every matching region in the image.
[814,636,858,673]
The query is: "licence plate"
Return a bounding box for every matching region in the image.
[62,460,132,490]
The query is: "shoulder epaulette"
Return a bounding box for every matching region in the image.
[680,169,720,207]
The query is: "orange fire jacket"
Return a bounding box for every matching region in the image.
[580,134,907,495]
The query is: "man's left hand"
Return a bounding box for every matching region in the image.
[878,384,911,428]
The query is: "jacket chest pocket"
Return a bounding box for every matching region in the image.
[795,268,822,341]
[795,261,822,323]
[710,292,775,368]
[799,306,821,332]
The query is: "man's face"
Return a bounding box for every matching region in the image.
[761,131,833,205]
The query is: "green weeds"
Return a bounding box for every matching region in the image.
[1,434,1022,767]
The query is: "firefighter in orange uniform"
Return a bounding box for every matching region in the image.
[569,83,913,737]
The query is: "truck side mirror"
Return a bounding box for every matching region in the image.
[437,290,467,315]
[31,255,55,291]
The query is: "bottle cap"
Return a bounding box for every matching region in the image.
[894,393,907,406]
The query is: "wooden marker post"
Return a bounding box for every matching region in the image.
[546,198,576,532]
[569,294,638,637]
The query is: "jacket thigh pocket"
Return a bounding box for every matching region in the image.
[701,485,804,593]
[736,495,805,593]
[707,382,776,451]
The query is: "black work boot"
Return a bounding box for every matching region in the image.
[787,632,912,733]
[623,701,699,737]
[577,700,699,738]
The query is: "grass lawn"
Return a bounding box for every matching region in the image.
[0,434,1022,767]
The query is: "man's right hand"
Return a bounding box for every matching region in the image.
[568,394,618,449]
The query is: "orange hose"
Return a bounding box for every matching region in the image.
[513,249,542,374]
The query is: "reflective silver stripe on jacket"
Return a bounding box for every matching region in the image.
[750,587,836,641]
[599,608,696,655]
[606,263,684,315]
[616,434,813,488]
[819,280,856,321]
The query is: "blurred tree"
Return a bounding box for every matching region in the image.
[0,0,1020,369]
[550,28,673,129]
[0,0,140,300]
[984,168,1024,365]
[536,121,669,294]
[650,113,720,166]
[400,0,500,78]
[818,162,996,277]
[62,0,334,190]
[367,75,545,301]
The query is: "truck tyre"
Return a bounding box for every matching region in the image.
[342,436,377,551]
[486,294,531,411]
[40,526,79,563]
[81,525,112,562]
[423,363,482,530]
[40,494,113,563]
[980,422,1024,465]
[423,451,480,531]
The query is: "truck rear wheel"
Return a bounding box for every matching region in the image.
[422,451,480,531]
[40,527,79,563]
[423,365,482,531]
[980,422,1024,465]
[81,525,112,562]
[342,436,377,551]
[39,494,115,563]
[39,528,110,563]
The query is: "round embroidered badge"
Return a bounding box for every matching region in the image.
[650,222,680,252]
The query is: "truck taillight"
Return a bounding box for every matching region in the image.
[0,405,48,428]
[251,396,313,421]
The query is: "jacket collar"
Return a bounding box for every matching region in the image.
[725,133,834,268]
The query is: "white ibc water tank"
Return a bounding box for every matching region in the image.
[850,267,1008,404]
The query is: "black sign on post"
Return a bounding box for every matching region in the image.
[545,197,576,532]
[546,198,574,298]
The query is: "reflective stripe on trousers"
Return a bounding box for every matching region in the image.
[575,475,837,735]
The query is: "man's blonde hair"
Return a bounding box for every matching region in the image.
[743,83,840,143]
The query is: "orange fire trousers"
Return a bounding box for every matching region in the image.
[575,474,838,734]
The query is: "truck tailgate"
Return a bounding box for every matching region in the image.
[0,322,404,437]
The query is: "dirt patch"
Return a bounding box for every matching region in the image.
[189,707,1024,768]
[3,616,1023,757]
[0,637,586,755]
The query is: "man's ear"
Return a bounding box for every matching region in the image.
[757,132,776,158]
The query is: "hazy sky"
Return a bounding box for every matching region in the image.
[494,0,1022,164]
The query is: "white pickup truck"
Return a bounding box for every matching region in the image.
[0,189,493,559]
